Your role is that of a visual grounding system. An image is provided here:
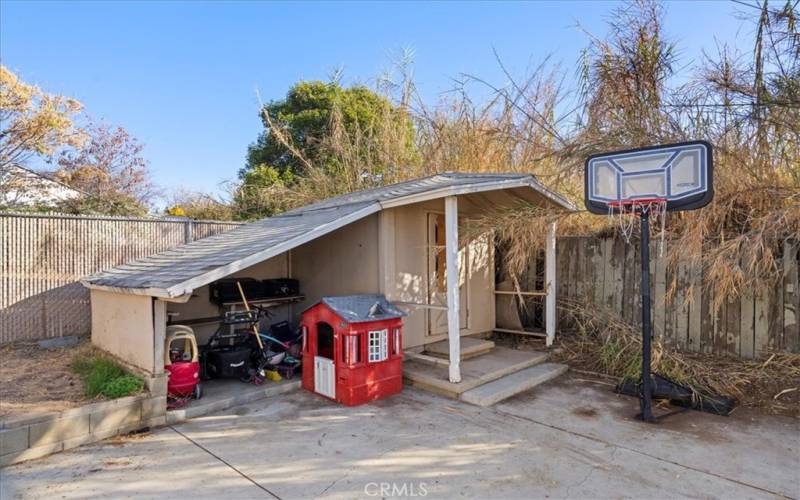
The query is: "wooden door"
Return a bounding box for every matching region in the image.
[427,212,468,336]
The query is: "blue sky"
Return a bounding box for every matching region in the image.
[1,1,751,197]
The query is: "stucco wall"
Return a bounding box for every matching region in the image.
[166,254,291,344]
[291,214,380,321]
[90,290,155,374]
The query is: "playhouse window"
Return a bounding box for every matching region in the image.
[368,329,388,363]
[302,326,308,353]
[392,327,401,355]
[345,334,361,365]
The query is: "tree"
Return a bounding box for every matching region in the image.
[242,81,416,204]
[0,65,85,168]
[54,123,158,215]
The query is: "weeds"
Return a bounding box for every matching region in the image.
[70,354,143,399]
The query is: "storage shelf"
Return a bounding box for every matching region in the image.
[217,294,305,307]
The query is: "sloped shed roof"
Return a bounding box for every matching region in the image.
[314,294,407,323]
[82,172,574,298]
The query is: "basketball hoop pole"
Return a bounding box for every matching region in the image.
[639,212,655,422]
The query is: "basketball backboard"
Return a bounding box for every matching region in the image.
[584,141,713,214]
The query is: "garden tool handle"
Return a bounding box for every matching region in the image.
[236,281,264,350]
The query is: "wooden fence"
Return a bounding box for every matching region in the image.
[554,236,799,359]
[0,212,242,343]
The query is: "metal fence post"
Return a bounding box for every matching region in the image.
[184,219,194,243]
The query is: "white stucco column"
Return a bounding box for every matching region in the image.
[153,299,167,375]
[445,195,461,383]
[545,219,557,347]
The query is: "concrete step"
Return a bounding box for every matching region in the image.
[403,347,549,398]
[424,337,495,360]
[460,363,569,407]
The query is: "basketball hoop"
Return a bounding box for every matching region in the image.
[607,198,668,256]
[585,141,714,423]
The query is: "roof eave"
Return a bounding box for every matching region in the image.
[80,280,172,298]
[378,176,576,211]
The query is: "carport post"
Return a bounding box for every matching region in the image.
[545,219,556,347]
[445,195,461,383]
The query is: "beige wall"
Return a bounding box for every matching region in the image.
[90,289,156,374]
[291,214,380,320]
[166,254,291,344]
[381,195,495,349]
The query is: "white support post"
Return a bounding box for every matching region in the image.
[545,220,557,347]
[445,196,461,383]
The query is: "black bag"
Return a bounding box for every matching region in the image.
[269,321,295,342]
[203,346,252,379]
[262,279,299,298]
[210,278,263,304]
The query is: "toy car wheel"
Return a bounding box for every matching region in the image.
[194,383,202,399]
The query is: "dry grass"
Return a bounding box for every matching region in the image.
[551,298,800,416]
[0,339,92,418]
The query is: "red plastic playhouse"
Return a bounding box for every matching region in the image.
[301,294,405,406]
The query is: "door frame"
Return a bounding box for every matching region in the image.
[425,210,469,337]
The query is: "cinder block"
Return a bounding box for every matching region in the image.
[0,427,29,455]
[146,374,168,397]
[0,441,62,467]
[90,401,141,432]
[62,432,98,451]
[1,411,60,430]
[91,425,122,442]
[29,415,90,447]
[141,396,166,420]
[144,416,166,429]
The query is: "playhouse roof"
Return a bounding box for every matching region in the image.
[82,172,575,297]
[317,294,406,323]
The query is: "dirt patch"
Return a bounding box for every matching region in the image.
[0,339,93,419]
[571,406,598,418]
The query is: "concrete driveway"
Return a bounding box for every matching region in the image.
[1,375,797,499]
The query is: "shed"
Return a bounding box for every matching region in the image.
[81,172,575,395]
[301,294,406,405]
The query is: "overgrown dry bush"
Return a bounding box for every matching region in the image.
[553,298,800,415]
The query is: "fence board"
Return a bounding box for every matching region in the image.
[674,258,690,350]
[552,235,793,359]
[740,285,756,358]
[0,212,242,343]
[784,241,799,352]
[688,257,702,352]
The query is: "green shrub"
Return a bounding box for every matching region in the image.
[101,375,144,398]
[70,354,143,399]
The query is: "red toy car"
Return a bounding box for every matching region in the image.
[165,325,202,400]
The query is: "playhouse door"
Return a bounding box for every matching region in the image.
[314,356,336,399]
[427,212,468,336]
